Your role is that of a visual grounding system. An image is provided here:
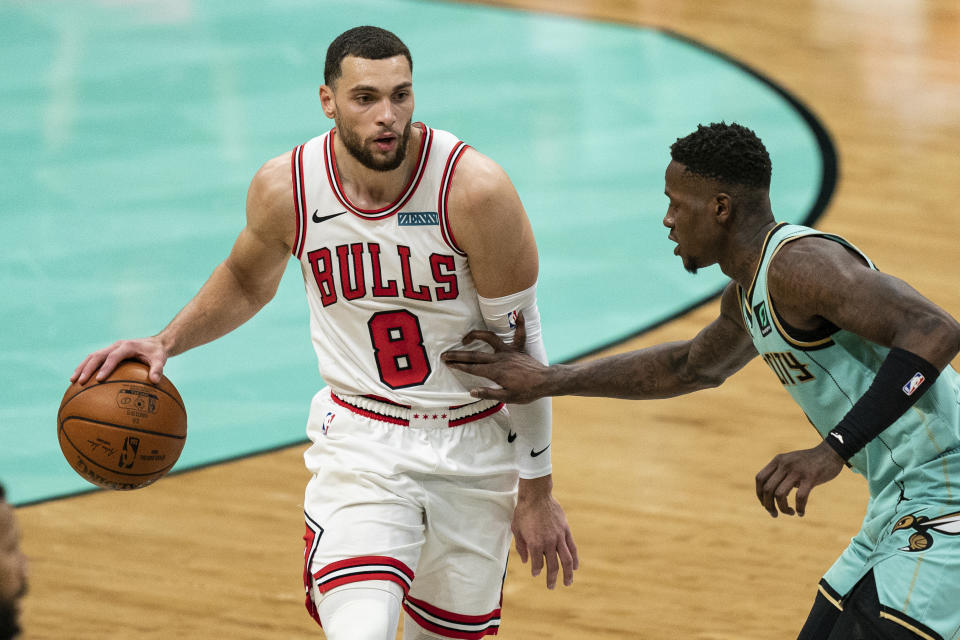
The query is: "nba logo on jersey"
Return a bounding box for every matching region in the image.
[902,372,925,396]
[322,412,336,435]
[508,310,519,329]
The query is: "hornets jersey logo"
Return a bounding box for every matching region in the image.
[892,511,960,552]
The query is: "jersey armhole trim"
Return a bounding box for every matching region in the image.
[744,222,789,305]
[438,141,470,256]
[765,232,873,350]
[291,143,308,259]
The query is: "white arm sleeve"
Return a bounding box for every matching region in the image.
[477,283,552,479]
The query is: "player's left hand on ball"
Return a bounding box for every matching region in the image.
[512,476,579,589]
[755,441,845,518]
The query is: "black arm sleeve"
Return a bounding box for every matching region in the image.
[825,347,941,461]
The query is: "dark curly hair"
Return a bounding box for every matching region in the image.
[324,26,412,87]
[0,481,5,501]
[670,122,771,190]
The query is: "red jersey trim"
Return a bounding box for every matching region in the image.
[438,142,470,256]
[323,123,433,220]
[290,144,309,258]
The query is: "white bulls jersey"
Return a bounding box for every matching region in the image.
[291,123,485,407]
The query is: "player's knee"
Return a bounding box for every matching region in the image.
[317,583,402,640]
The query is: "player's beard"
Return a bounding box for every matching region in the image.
[0,599,20,640]
[679,252,700,275]
[336,117,412,172]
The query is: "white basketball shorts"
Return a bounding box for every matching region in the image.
[302,387,519,639]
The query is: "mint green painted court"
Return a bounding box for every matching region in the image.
[0,1,835,505]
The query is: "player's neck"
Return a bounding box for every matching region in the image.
[720,218,779,287]
[333,125,422,210]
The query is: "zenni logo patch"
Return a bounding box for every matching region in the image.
[398,211,439,226]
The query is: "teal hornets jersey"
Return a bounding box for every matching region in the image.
[737,223,960,500]
[740,223,960,639]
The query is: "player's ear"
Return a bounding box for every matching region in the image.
[319,85,336,120]
[714,192,732,224]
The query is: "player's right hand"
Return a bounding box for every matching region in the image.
[71,337,168,385]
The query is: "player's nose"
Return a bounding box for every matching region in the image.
[375,97,396,126]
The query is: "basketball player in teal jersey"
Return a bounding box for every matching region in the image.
[444,122,960,639]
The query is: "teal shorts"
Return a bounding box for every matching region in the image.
[822,464,960,640]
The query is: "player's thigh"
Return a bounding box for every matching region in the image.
[401,469,516,638]
[304,466,427,598]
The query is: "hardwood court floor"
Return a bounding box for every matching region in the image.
[18,1,960,638]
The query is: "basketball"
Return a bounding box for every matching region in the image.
[58,360,187,490]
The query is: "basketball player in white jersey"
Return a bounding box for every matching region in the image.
[72,26,577,640]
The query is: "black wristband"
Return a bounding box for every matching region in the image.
[825,347,941,461]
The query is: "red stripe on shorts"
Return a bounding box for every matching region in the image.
[331,393,409,426]
[313,555,414,596]
[403,594,501,639]
[448,402,504,427]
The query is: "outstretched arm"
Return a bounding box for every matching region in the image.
[72,152,296,384]
[443,281,758,404]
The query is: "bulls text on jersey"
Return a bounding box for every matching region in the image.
[307,241,459,307]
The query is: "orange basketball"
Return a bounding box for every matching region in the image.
[58,360,187,490]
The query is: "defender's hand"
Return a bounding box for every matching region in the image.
[442,312,551,404]
[755,441,844,517]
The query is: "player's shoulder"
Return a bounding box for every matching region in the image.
[245,150,296,241]
[768,232,868,303]
[447,145,526,247]
[771,233,864,277]
[250,150,294,197]
[248,151,294,208]
[451,146,513,199]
